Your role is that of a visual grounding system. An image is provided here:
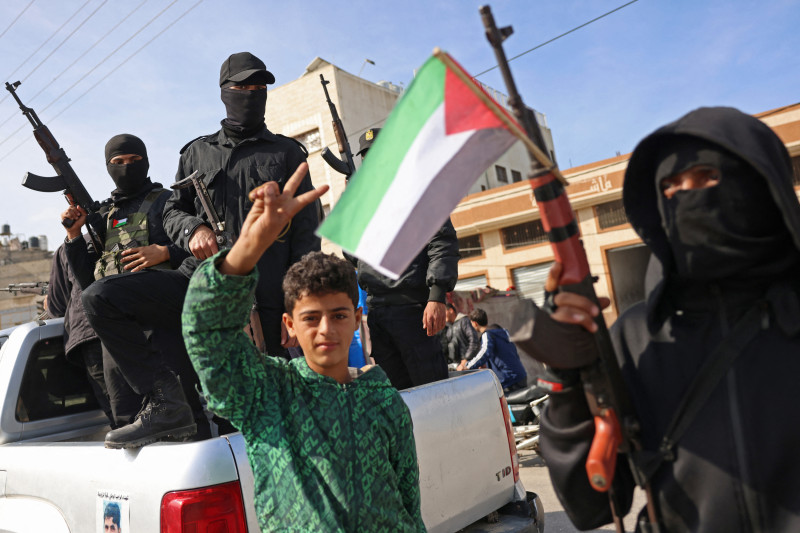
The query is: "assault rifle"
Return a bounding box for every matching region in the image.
[319,74,356,180]
[5,81,103,252]
[170,170,233,250]
[170,171,266,353]
[479,5,657,532]
[1,281,49,296]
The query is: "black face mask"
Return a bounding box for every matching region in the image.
[221,87,266,130]
[656,141,796,281]
[107,158,149,194]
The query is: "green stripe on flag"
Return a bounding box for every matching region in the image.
[319,55,446,252]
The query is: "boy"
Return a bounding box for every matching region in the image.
[182,162,425,532]
[457,308,527,393]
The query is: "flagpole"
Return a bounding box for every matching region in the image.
[433,48,567,186]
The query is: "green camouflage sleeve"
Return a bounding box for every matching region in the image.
[182,251,275,428]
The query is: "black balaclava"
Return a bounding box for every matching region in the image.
[105,134,150,194]
[654,136,798,282]
[220,73,267,138]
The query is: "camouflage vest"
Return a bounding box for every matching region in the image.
[94,189,171,280]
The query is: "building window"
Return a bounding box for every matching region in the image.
[495,165,508,183]
[458,235,482,259]
[512,261,554,306]
[454,275,487,291]
[511,169,522,183]
[595,199,628,230]
[295,128,321,153]
[502,219,547,249]
[792,155,800,187]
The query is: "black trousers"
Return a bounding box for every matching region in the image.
[70,339,115,426]
[81,270,210,436]
[367,303,448,390]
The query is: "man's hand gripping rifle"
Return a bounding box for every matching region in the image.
[170,171,234,250]
[319,74,356,180]
[479,6,657,531]
[5,81,103,252]
[170,171,265,352]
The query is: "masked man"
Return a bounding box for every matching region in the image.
[63,134,207,448]
[163,52,321,359]
[522,107,800,531]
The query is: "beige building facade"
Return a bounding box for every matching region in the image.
[453,102,800,323]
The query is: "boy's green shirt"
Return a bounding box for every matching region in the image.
[182,253,426,532]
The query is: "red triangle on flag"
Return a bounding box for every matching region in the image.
[444,63,509,135]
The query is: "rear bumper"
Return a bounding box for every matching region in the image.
[460,491,544,533]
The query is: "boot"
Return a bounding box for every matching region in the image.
[104,372,197,449]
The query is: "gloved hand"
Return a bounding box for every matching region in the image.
[505,263,610,370]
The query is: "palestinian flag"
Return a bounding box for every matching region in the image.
[318,50,523,278]
[112,218,128,228]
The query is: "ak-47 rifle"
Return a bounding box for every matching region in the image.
[319,74,356,180]
[170,171,266,353]
[5,81,103,253]
[170,170,234,250]
[479,6,658,532]
[0,281,49,296]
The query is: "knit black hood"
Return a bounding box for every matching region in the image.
[622,107,800,327]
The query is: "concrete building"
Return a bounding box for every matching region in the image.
[267,58,402,233]
[452,102,800,323]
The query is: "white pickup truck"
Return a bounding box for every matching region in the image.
[0,318,543,533]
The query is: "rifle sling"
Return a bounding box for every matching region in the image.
[636,302,765,481]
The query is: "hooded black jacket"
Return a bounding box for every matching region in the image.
[539,107,800,532]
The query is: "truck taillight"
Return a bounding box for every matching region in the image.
[500,396,520,483]
[161,481,247,533]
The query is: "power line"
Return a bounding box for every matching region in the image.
[0,0,149,130]
[0,0,36,42]
[347,0,641,140]
[0,0,178,149]
[51,0,205,122]
[0,0,204,163]
[2,0,91,84]
[20,0,109,85]
[473,0,641,78]
[39,0,180,115]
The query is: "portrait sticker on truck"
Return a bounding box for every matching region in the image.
[97,490,129,533]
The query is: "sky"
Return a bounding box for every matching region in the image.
[0,0,798,250]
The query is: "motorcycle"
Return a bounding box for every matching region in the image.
[505,384,549,453]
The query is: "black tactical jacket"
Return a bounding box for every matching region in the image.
[163,126,320,313]
[352,219,458,308]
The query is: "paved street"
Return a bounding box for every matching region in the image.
[518,450,647,532]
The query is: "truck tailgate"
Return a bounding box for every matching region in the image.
[402,370,524,533]
[0,437,241,532]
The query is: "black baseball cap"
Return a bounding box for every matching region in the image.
[356,128,381,157]
[219,52,275,88]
